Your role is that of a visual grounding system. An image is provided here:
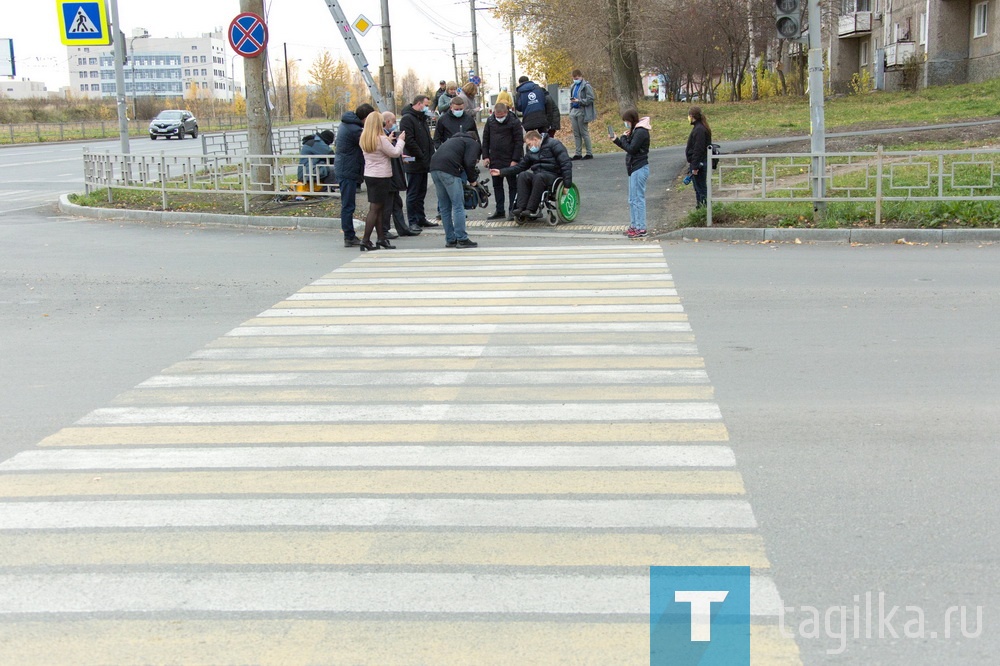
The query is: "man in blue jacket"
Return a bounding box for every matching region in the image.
[515,76,560,136]
[334,104,375,247]
[297,129,335,189]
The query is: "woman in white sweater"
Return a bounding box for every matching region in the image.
[359,112,406,251]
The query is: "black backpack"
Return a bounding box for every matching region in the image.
[710,143,722,170]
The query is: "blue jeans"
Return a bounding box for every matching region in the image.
[628,165,649,231]
[431,170,469,243]
[338,177,359,239]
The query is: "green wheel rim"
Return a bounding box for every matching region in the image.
[558,183,580,222]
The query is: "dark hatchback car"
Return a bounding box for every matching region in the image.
[149,110,198,140]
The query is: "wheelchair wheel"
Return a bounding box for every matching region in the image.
[547,210,559,226]
[555,182,581,223]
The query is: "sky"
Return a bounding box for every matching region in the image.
[4,0,521,92]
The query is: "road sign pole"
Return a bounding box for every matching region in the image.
[109,0,129,154]
[808,0,826,221]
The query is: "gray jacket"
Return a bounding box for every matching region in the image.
[569,79,596,123]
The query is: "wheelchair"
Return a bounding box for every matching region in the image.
[516,177,580,226]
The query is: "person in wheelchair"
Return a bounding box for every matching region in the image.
[489,130,572,220]
[297,129,336,190]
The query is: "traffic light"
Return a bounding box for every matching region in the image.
[775,0,802,41]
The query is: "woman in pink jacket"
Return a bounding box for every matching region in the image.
[359,112,406,251]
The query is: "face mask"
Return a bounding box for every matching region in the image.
[495,115,507,123]
[423,107,433,116]
[573,78,581,83]
[452,110,464,118]
[388,124,399,134]
[624,121,632,129]
[528,145,540,153]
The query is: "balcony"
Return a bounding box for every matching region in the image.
[885,41,917,68]
[839,12,873,38]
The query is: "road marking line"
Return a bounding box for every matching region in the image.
[227,323,694,335]
[0,498,757,530]
[189,344,700,359]
[4,444,737,471]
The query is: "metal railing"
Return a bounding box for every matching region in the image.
[706,146,1000,225]
[83,150,339,214]
[0,117,246,145]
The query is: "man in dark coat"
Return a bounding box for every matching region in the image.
[434,97,478,149]
[515,76,561,136]
[334,103,375,247]
[491,130,572,219]
[429,130,481,248]
[297,129,335,188]
[399,95,437,229]
[481,102,524,220]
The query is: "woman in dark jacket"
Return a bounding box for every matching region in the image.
[612,109,651,238]
[685,106,712,208]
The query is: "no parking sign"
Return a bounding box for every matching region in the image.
[228,12,268,58]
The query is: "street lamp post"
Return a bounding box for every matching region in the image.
[129,33,149,121]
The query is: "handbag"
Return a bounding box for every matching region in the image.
[389,157,407,192]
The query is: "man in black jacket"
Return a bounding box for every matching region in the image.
[429,131,481,248]
[334,104,375,246]
[434,97,478,149]
[399,95,436,229]
[481,102,524,220]
[491,130,572,219]
[514,76,561,136]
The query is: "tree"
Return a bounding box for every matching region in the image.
[309,51,346,119]
[397,69,421,107]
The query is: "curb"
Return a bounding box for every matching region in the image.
[664,226,1000,243]
[57,195,633,241]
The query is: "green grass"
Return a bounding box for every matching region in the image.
[69,188,343,218]
[590,78,1000,152]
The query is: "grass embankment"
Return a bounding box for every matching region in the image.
[588,78,1000,229]
[588,77,1000,153]
[69,188,342,219]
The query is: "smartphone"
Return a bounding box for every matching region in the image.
[606,124,615,139]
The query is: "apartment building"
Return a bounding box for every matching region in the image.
[831,0,1000,91]
[66,28,239,101]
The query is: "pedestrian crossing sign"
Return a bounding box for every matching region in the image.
[57,0,110,46]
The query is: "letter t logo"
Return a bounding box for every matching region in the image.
[674,590,730,641]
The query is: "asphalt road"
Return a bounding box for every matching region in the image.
[1,129,998,663]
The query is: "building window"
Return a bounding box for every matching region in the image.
[975,2,988,37]
[77,57,86,65]
[80,71,88,78]
[88,57,97,64]
[191,45,197,50]
[90,70,99,78]
[79,84,87,91]
[184,56,189,63]
[843,0,871,12]
[184,69,190,75]
[860,40,870,66]
[920,12,927,45]
[91,84,100,91]
[200,56,206,63]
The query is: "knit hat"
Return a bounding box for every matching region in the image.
[319,129,335,144]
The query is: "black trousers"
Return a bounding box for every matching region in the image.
[515,171,557,213]
[491,173,517,213]
[405,171,429,225]
[381,191,406,234]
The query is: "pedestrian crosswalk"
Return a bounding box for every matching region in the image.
[0,244,801,664]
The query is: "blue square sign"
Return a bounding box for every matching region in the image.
[58,1,109,46]
[650,566,751,666]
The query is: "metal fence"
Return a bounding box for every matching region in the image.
[0,117,246,145]
[706,146,1000,225]
[83,150,339,214]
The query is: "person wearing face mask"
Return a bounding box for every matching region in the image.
[434,97,479,149]
[685,106,712,208]
[568,69,596,160]
[481,102,524,220]
[611,109,651,238]
[399,94,436,230]
[489,129,572,221]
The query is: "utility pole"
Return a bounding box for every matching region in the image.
[469,0,479,82]
[509,29,516,91]
[283,42,292,123]
[452,42,459,84]
[380,0,395,111]
[108,0,129,154]
[241,0,273,188]
[807,0,826,220]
